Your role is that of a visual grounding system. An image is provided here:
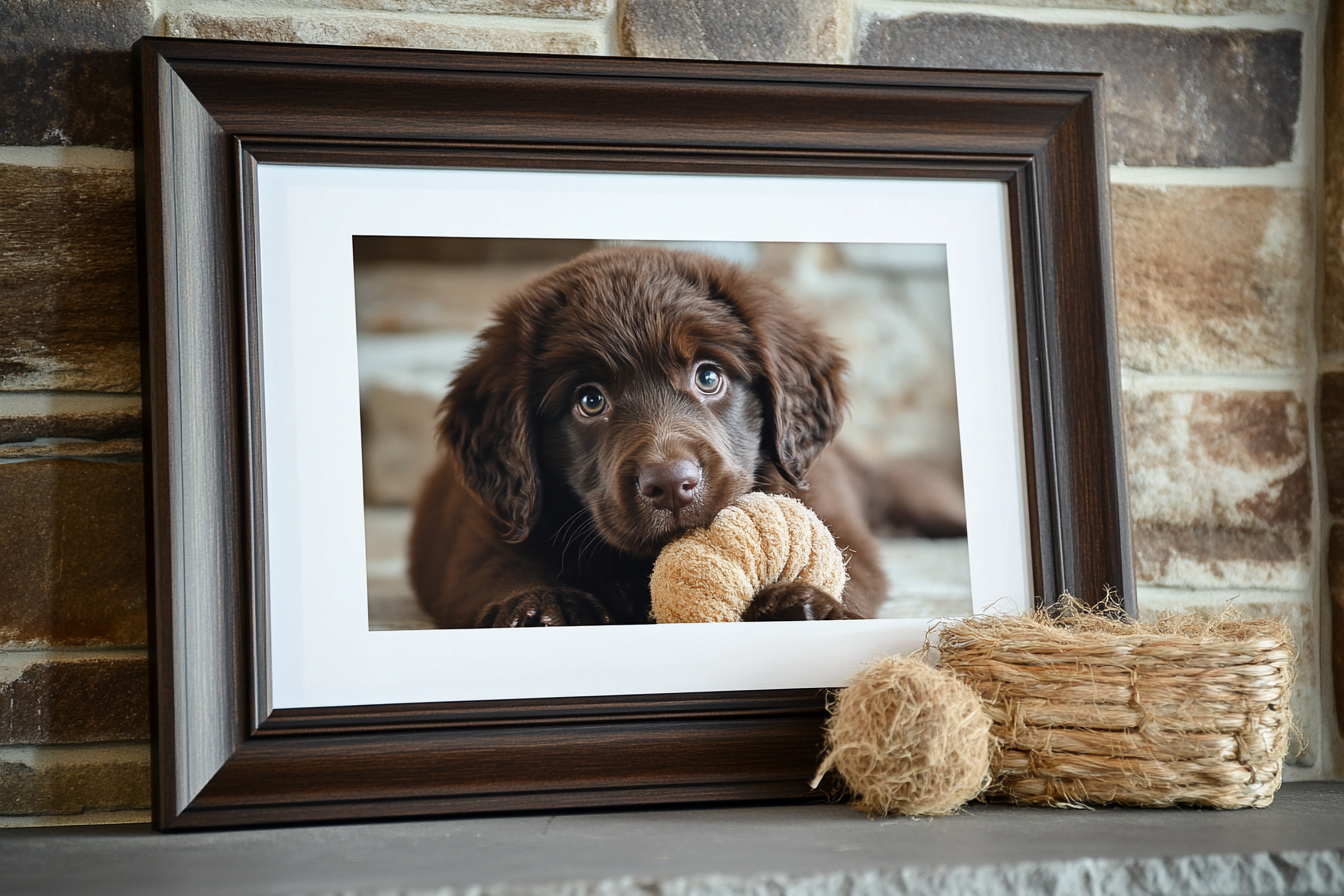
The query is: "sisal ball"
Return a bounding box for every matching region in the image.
[812,655,993,817]
[649,492,847,623]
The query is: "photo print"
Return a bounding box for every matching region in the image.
[354,237,971,630]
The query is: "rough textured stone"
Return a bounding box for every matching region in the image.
[264,0,613,17]
[907,0,1307,11]
[1330,525,1344,742]
[1123,391,1310,589]
[0,745,149,816]
[1322,372,1344,515]
[1113,185,1310,374]
[1325,3,1344,352]
[856,15,1302,168]
[0,393,142,461]
[0,393,141,444]
[0,654,149,745]
[0,0,151,150]
[620,0,848,63]
[0,165,140,392]
[0,460,146,648]
[0,438,141,461]
[164,10,602,55]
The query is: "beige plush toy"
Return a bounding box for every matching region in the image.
[649,492,848,623]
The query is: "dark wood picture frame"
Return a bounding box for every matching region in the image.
[134,36,1134,830]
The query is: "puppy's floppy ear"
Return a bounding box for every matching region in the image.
[440,304,542,544]
[710,267,849,488]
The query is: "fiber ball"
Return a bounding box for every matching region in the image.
[649,492,847,623]
[812,655,994,817]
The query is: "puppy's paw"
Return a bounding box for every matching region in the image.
[742,582,849,622]
[475,588,613,627]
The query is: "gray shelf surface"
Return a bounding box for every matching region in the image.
[1,782,1342,896]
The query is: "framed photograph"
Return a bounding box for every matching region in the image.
[135,38,1133,829]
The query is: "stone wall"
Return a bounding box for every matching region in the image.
[1,0,1335,823]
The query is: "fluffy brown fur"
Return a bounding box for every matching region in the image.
[409,246,964,628]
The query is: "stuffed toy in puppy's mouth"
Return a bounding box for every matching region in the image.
[648,492,847,623]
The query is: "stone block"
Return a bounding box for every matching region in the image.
[1329,525,1344,742]
[362,385,442,506]
[0,165,140,392]
[0,460,147,648]
[1323,372,1344,514]
[1112,185,1310,373]
[0,391,142,461]
[0,744,150,816]
[856,15,1301,168]
[0,438,142,462]
[265,0,613,17]
[1123,390,1310,589]
[164,10,602,55]
[1326,4,1344,352]
[1,0,151,150]
[902,0,1306,12]
[0,393,141,443]
[0,653,149,745]
[620,0,849,63]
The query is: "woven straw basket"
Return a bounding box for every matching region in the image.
[937,604,1295,809]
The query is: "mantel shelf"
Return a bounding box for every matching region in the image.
[2,782,1341,896]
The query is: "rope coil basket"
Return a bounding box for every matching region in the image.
[936,600,1296,809]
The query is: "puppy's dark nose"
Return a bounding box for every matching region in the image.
[639,460,701,511]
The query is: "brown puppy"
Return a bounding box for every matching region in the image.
[409,246,942,628]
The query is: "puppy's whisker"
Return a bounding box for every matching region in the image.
[570,524,599,562]
[555,514,599,577]
[575,524,607,567]
[551,508,590,547]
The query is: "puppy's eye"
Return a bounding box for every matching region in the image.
[575,385,608,417]
[694,365,724,394]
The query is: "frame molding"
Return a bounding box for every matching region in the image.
[135,37,1133,829]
